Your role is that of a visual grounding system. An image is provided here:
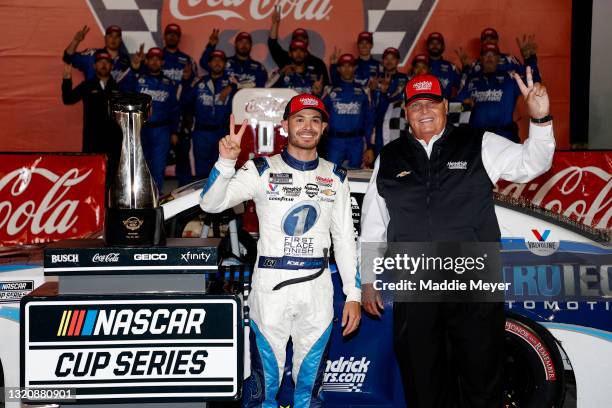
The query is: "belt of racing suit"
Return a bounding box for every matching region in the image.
[272,248,329,291]
[195,123,224,131]
[330,130,359,138]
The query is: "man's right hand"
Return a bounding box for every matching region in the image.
[62,63,72,79]
[219,114,248,160]
[362,283,384,317]
[454,47,471,68]
[73,25,90,43]
[271,4,281,24]
[131,43,145,70]
[209,28,220,46]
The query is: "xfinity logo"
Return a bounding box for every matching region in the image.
[92,253,120,263]
[180,251,212,262]
[133,253,167,261]
[50,254,79,263]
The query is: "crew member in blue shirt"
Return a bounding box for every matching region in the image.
[267,40,323,95]
[330,32,382,87]
[323,53,373,169]
[119,47,179,193]
[425,32,461,98]
[182,50,237,179]
[457,43,522,142]
[62,25,130,81]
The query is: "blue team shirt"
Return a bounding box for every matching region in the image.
[181,74,236,128]
[323,81,373,139]
[63,48,130,81]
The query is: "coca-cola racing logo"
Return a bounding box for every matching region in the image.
[0,167,92,238]
[169,0,332,21]
[92,253,120,263]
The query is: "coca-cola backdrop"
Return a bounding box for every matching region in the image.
[496,151,612,229]
[0,0,571,152]
[0,154,106,246]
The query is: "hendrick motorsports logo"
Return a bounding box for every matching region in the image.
[23,298,240,402]
[323,356,370,393]
[525,229,559,256]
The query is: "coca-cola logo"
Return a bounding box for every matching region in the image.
[92,253,120,263]
[496,160,612,229]
[169,0,333,21]
[0,167,92,238]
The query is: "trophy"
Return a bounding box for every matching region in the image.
[104,93,166,246]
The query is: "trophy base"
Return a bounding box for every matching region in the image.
[104,207,166,247]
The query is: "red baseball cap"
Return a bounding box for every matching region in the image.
[283,94,329,122]
[235,31,252,42]
[383,47,400,59]
[412,53,429,66]
[105,25,122,36]
[426,32,444,44]
[209,50,227,61]
[164,23,181,35]
[481,27,499,41]
[480,43,500,55]
[146,47,164,59]
[405,74,444,104]
[290,40,308,52]
[94,50,112,62]
[338,53,356,65]
[292,28,309,40]
[357,31,373,43]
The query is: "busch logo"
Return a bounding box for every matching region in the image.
[412,80,432,91]
[92,253,120,263]
[170,0,332,21]
[0,167,92,239]
[50,254,79,263]
[323,356,370,393]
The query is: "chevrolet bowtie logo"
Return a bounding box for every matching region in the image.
[396,170,411,178]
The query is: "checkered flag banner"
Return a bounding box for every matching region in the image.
[86,0,163,54]
[363,0,438,65]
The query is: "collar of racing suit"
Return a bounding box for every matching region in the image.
[281,149,319,171]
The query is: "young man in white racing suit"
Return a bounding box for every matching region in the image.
[200,94,362,407]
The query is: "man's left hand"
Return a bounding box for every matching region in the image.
[342,301,361,336]
[516,34,537,59]
[513,66,549,121]
[218,85,233,103]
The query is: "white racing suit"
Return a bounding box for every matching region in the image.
[200,150,361,407]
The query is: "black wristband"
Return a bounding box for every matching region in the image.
[530,114,553,123]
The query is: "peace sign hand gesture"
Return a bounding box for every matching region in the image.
[73,25,90,43]
[380,72,392,93]
[219,114,248,160]
[513,66,549,121]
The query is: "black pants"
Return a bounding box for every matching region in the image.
[393,302,505,408]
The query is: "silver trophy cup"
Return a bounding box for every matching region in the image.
[104,93,165,246]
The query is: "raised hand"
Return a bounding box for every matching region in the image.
[209,28,220,46]
[516,34,537,59]
[131,43,145,70]
[271,3,281,24]
[380,72,392,93]
[367,75,379,92]
[513,66,549,121]
[280,64,296,75]
[454,47,470,68]
[73,25,90,43]
[62,63,72,79]
[330,47,341,65]
[311,75,323,95]
[219,114,248,160]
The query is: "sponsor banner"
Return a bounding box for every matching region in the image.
[0,280,34,303]
[495,151,612,229]
[43,242,218,274]
[21,296,242,403]
[0,154,106,246]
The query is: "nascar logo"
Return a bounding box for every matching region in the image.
[56,308,206,337]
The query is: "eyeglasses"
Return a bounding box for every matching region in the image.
[406,100,441,112]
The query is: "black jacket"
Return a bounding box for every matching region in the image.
[267,37,330,86]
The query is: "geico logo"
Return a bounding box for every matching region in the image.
[133,253,168,261]
[54,349,208,377]
[93,308,206,336]
[50,254,79,263]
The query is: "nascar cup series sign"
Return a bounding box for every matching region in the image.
[21,296,242,403]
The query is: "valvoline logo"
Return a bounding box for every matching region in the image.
[531,229,551,242]
[56,308,206,337]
